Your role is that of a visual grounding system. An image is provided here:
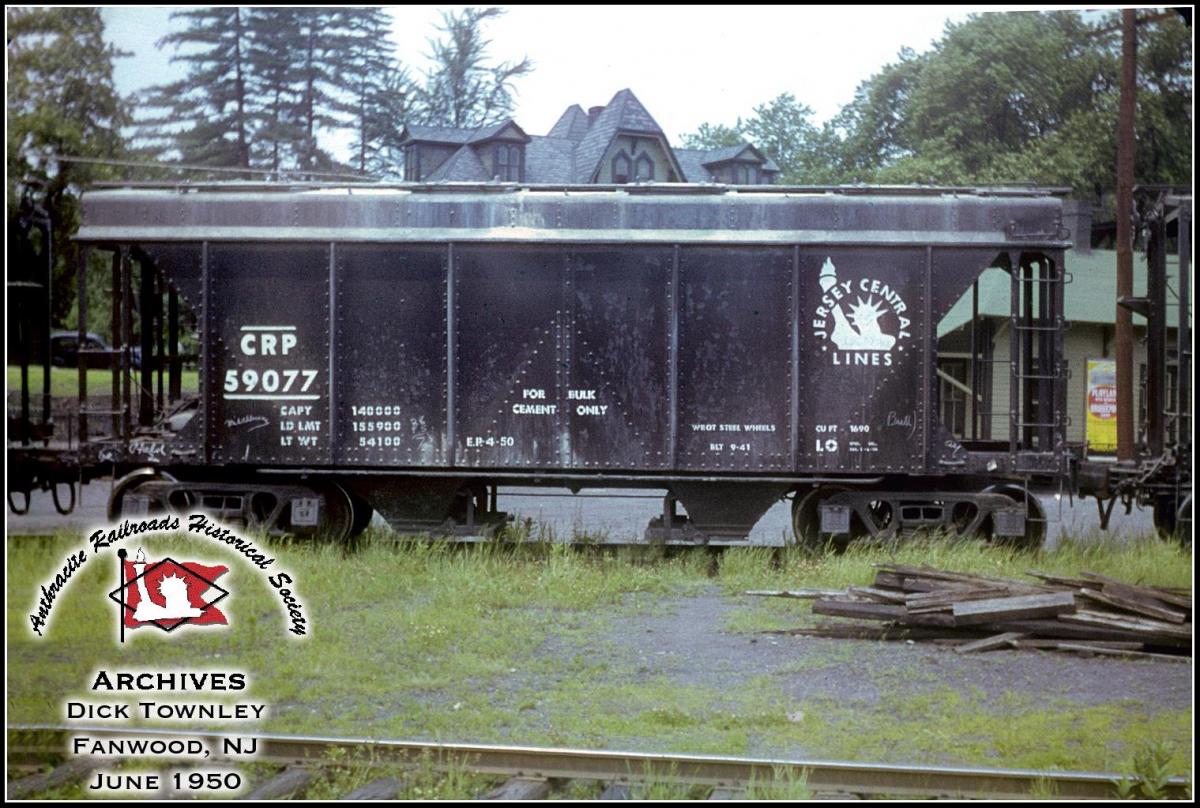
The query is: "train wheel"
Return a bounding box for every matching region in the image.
[982,483,1046,549]
[108,469,175,520]
[790,486,853,553]
[298,482,355,544]
[348,492,375,539]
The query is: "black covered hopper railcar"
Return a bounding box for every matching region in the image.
[62,183,1077,546]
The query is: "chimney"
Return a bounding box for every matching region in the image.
[587,106,604,127]
[1062,199,1093,254]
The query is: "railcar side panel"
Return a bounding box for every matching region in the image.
[568,247,672,470]
[676,247,793,471]
[210,244,331,465]
[453,245,567,468]
[795,247,928,473]
[334,244,448,467]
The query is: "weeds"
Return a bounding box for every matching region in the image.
[1113,741,1182,799]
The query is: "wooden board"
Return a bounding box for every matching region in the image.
[1058,610,1192,642]
[241,767,313,800]
[744,589,846,599]
[7,758,103,800]
[341,777,403,800]
[953,632,1025,654]
[1078,588,1187,624]
[1053,643,1191,662]
[1081,572,1192,609]
[952,592,1077,625]
[482,778,551,800]
[847,585,908,604]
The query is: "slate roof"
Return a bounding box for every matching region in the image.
[425,144,489,182]
[525,136,576,183]
[937,249,1183,337]
[571,89,677,182]
[401,124,473,145]
[673,148,717,183]
[401,89,778,186]
[401,119,528,148]
[701,144,758,164]
[467,119,530,144]
[547,105,591,141]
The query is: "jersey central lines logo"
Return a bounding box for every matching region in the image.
[812,257,912,366]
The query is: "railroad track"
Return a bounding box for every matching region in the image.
[7,725,1190,800]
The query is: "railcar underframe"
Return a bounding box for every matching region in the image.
[21,185,1089,546]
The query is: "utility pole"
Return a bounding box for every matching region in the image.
[1115,8,1136,461]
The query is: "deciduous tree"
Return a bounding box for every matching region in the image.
[7,7,130,322]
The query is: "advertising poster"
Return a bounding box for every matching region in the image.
[1085,358,1118,454]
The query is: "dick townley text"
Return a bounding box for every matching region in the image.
[66,669,265,795]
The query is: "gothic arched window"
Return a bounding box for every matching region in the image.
[635,153,655,182]
[611,152,631,184]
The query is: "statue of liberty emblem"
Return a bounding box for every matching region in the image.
[812,257,912,366]
[108,547,230,638]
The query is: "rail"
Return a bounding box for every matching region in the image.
[6,725,1190,800]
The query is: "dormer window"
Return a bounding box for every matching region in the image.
[404,145,419,181]
[495,144,523,181]
[612,152,631,184]
[635,154,655,182]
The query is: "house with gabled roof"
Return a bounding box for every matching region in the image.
[398,88,779,185]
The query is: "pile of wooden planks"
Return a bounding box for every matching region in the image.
[749,564,1191,660]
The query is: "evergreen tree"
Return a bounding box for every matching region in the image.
[328,8,414,176]
[245,8,304,173]
[285,8,346,172]
[419,7,532,128]
[140,8,254,168]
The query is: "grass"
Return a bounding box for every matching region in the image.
[714,533,1193,595]
[7,527,1192,792]
[6,365,198,398]
[782,688,1191,775]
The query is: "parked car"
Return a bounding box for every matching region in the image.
[50,331,142,370]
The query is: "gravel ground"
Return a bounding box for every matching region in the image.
[595,588,1192,714]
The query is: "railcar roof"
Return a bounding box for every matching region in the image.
[938,249,1186,334]
[77,183,1072,248]
[86,180,1071,196]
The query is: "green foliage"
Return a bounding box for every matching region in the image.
[6,7,131,325]
[679,122,744,150]
[832,46,930,179]
[684,11,1191,195]
[417,7,533,129]
[741,94,821,184]
[1113,741,1181,799]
